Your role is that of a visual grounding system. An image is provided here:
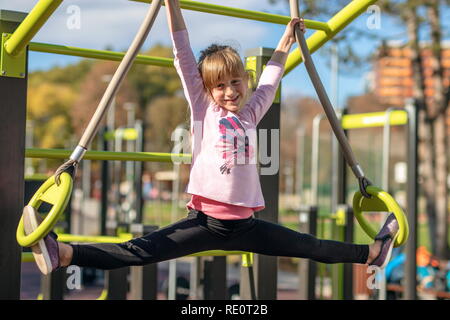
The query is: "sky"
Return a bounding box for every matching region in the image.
[1,0,446,108]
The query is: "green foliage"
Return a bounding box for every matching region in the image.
[145,95,190,153]
[129,45,182,110]
[28,60,93,89]
[27,82,76,148]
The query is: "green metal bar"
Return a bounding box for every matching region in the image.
[21,249,248,262]
[58,233,133,243]
[25,148,192,163]
[29,42,174,67]
[284,0,377,75]
[4,0,63,56]
[188,250,249,257]
[133,0,331,32]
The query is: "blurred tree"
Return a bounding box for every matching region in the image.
[27,82,76,148]
[28,60,93,89]
[398,0,449,258]
[145,95,189,152]
[129,45,182,110]
[71,60,138,138]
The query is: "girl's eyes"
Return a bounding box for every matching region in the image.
[215,79,241,88]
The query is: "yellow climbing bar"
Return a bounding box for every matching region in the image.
[133,0,331,32]
[25,148,192,163]
[342,110,408,129]
[4,0,62,56]
[284,0,378,75]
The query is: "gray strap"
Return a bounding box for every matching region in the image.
[289,0,365,180]
[73,0,162,159]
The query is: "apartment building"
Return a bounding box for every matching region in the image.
[372,41,450,133]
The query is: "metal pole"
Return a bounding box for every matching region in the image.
[331,42,339,110]
[114,127,124,224]
[134,120,144,224]
[168,126,183,300]
[311,113,326,298]
[295,126,305,203]
[298,205,318,299]
[284,160,294,195]
[240,47,280,299]
[25,120,35,176]
[404,99,418,300]
[0,10,27,299]
[124,103,136,223]
[80,159,91,235]
[100,126,109,235]
[331,109,344,212]
[379,107,408,300]
[129,224,158,300]
[311,114,325,205]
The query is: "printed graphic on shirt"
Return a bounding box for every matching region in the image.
[215,116,255,174]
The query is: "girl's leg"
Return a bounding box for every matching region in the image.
[225,218,369,264]
[67,210,224,270]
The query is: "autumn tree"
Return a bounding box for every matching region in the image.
[27,82,76,149]
[71,60,138,138]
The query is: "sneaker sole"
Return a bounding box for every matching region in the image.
[379,233,398,270]
[23,206,53,275]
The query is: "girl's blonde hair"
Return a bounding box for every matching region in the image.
[198,44,248,91]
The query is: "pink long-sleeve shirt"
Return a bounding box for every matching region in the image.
[171,29,284,220]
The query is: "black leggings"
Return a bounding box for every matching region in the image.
[70,210,369,270]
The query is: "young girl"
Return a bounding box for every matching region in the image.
[24,0,398,277]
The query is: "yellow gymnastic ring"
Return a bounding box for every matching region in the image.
[353,186,409,247]
[16,172,73,247]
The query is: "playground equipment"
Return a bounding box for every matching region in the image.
[296,104,418,299]
[0,0,413,300]
[21,232,252,300]
[16,0,163,248]
[290,0,409,248]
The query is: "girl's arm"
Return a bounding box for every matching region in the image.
[270,18,305,66]
[165,0,186,32]
[165,0,209,130]
[239,18,305,124]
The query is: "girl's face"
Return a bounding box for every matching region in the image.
[210,75,248,113]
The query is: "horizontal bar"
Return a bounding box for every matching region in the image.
[25,148,192,163]
[188,250,249,257]
[341,110,408,129]
[4,0,62,56]
[21,249,249,263]
[133,0,331,32]
[58,233,133,243]
[284,0,377,75]
[29,42,174,67]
